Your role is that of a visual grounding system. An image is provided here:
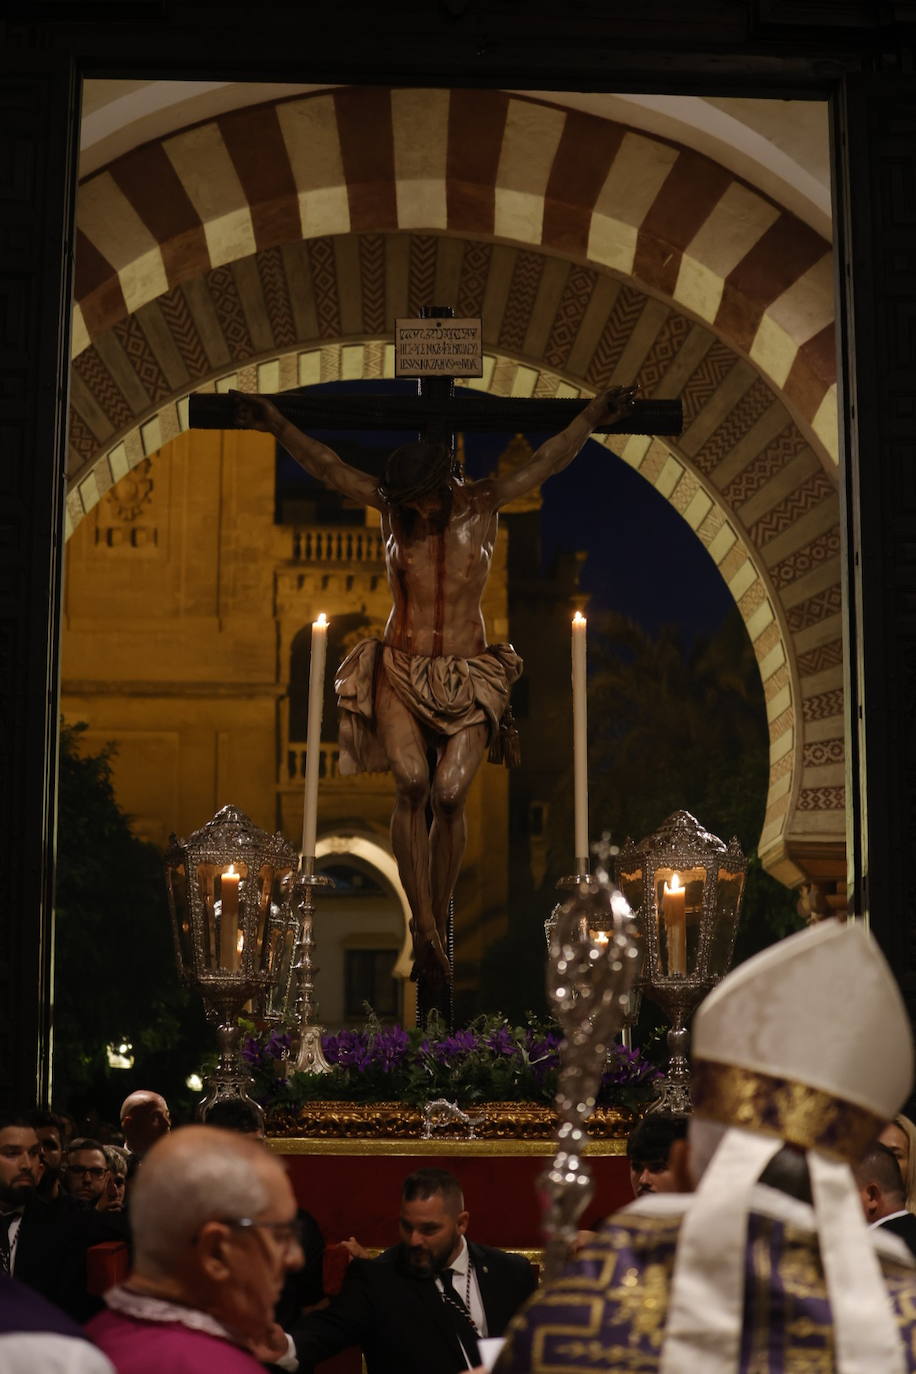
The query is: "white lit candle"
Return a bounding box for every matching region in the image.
[219,865,240,970]
[662,872,687,976]
[302,612,328,859]
[571,611,588,864]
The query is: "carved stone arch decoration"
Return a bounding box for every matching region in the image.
[67,92,844,896]
[72,86,836,457]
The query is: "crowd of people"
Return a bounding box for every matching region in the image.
[4,918,916,1372]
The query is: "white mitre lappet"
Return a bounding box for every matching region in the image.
[659,918,915,1374]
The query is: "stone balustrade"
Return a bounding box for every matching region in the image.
[286,740,341,783]
[291,526,385,566]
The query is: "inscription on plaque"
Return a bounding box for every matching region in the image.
[394,317,483,377]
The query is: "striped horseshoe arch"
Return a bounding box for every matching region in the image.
[69,87,843,889]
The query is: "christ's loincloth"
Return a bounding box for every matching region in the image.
[335,638,523,776]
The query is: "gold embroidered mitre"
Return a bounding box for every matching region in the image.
[691,919,913,1161]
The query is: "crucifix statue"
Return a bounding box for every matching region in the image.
[190,308,682,1022]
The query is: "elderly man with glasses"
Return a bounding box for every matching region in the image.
[86,1125,304,1374]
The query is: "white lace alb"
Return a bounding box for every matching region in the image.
[104,1284,237,1344]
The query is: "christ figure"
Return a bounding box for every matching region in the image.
[232,386,636,1002]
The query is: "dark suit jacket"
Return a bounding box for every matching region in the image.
[876,1210,916,1258]
[291,1240,536,1374]
[14,1193,129,1323]
[275,1207,325,1328]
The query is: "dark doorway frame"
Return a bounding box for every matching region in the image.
[3,5,910,1105]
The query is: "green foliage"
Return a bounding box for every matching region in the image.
[54,721,207,1119]
[573,608,769,855]
[583,608,802,959]
[481,607,803,1018]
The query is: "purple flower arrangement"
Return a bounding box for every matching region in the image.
[242,1014,661,1114]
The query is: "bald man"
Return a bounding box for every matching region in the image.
[85,1126,303,1373]
[119,1093,170,1175]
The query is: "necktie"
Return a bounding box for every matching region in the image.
[440,1266,480,1367]
[0,1212,19,1274]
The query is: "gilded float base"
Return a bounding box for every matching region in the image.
[269,1100,633,1140]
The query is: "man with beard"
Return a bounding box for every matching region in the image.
[29,1110,65,1202]
[0,1116,41,1275]
[275,1168,535,1374]
[0,1110,129,1324]
[0,1113,111,1320]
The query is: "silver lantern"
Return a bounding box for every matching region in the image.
[164,804,299,1123]
[616,810,747,1115]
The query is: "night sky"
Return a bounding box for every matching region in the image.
[276,379,734,644]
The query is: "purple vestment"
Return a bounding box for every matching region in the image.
[497,1190,916,1373]
[87,1307,263,1374]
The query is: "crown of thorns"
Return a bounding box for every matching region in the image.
[378,441,459,505]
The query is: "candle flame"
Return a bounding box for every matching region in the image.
[315,612,328,628]
[225,864,237,878]
[572,611,586,626]
[664,872,684,895]
[236,930,245,954]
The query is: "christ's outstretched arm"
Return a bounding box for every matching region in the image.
[489,385,638,509]
[231,390,384,510]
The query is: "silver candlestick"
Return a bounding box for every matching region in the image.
[291,857,334,1074]
[543,855,592,948]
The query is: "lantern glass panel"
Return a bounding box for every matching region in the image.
[167,861,194,971]
[707,868,746,977]
[192,862,222,966]
[263,917,298,1018]
[617,862,643,916]
[253,863,273,970]
[255,863,296,974]
[654,865,705,978]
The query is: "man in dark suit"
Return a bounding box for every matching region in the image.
[855,1140,916,1257]
[282,1167,536,1374]
[0,1111,127,1322]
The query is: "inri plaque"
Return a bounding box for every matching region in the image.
[394,317,483,377]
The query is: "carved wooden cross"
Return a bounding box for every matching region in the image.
[189,380,682,445]
[188,306,682,447]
